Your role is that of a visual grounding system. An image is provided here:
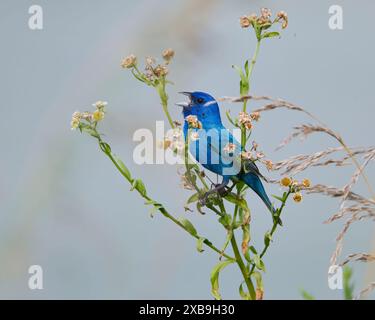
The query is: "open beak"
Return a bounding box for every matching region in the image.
[175,91,192,108]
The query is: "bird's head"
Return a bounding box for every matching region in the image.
[176,91,222,128]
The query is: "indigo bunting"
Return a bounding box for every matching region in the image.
[177,91,275,215]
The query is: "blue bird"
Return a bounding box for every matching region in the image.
[176,91,275,216]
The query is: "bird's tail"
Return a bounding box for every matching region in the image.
[241,173,276,214]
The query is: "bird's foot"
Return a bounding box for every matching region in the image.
[199,183,229,206]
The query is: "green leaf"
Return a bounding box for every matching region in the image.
[240,79,249,96]
[252,271,263,289]
[218,214,232,228]
[210,260,234,300]
[249,246,258,254]
[225,194,250,217]
[239,282,251,300]
[83,127,100,138]
[260,23,272,31]
[144,200,164,218]
[196,201,205,215]
[112,153,132,181]
[220,231,233,255]
[186,193,200,205]
[253,254,266,272]
[196,237,205,253]
[262,31,280,39]
[99,142,111,153]
[244,60,249,77]
[232,64,246,82]
[232,64,249,96]
[343,266,354,300]
[232,221,242,229]
[178,218,198,236]
[131,179,147,197]
[225,110,238,127]
[272,194,284,202]
[264,231,272,247]
[300,289,315,300]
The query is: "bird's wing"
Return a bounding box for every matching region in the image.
[189,128,242,176]
[189,127,265,178]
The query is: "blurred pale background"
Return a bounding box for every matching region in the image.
[0,0,374,299]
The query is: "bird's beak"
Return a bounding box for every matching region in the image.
[175,92,192,108]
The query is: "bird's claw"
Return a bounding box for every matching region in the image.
[199,184,229,207]
[199,194,209,207]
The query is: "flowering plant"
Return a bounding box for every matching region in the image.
[71,8,375,300]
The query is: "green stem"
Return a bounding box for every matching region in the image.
[241,39,261,149]
[246,39,261,102]
[218,188,255,299]
[249,190,291,275]
[231,233,256,299]
[158,79,175,129]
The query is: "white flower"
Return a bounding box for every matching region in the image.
[223,143,236,154]
[70,118,80,130]
[92,101,108,109]
[190,132,199,141]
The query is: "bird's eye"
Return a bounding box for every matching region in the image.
[196,98,204,104]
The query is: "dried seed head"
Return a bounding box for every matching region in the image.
[162,48,175,63]
[185,115,201,129]
[256,288,264,300]
[261,8,272,19]
[250,111,260,121]
[240,16,251,28]
[241,151,253,160]
[145,56,156,66]
[265,160,273,171]
[277,11,287,19]
[72,111,81,120]
[153,64,168,77]
[248,14,258,23]
[121,54,137,68]
[238,111,253,129]
[180,173,194,190]
[277,10,288,29]
[256,152,265,159]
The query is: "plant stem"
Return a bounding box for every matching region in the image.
[231,39,262,300]
[243,39,261,113]
[230,233,256,299]
[158,80,175,129]
[250,191,291,275]
[241,39,261,148]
